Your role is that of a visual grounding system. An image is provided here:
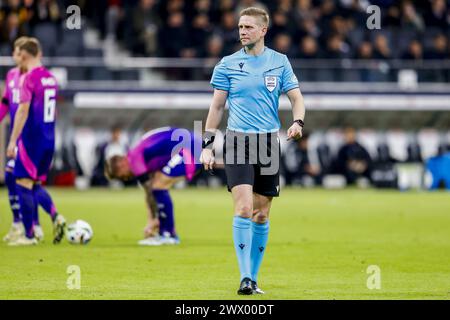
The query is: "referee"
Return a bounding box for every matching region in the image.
[200,7,305,295]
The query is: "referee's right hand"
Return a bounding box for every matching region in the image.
[200,149,215,171]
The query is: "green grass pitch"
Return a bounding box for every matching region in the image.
[1,187,449,300]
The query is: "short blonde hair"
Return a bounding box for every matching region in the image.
[19,37,42,57]
[239,7,269,27]
[14,36,28,49]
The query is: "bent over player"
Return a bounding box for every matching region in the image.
[1,37,65,243]
[105,127,202,246]
[6,38,66,246]
[200,7,306,295]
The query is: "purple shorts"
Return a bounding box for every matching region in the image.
[14,139,54,182]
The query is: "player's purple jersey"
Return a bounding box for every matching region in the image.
[19,66,58,145]
[0,67,21,127]
[127,127,202,182]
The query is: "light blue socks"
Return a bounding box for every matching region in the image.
[233,216,252,281]
[233,216,270,282]
[250,221,269,282]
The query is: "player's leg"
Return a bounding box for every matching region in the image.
[224,132,257,294]
[231,184,254,295]
[37,149,66,244]
[250,193,273,294]
[141,152,202,245]
[138,171,182,246]
[9,178,38,246]
[31,186,44,241]
[151,171,181,241]
[9,142,40,245]
[34,183,57,221]
[3,167,24,242]
[249,132,280,293]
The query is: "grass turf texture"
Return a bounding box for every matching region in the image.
[0,187,449,300]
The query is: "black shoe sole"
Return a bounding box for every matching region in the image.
[237,287,253,295]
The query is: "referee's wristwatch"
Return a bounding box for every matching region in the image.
[294,119,305,128]
[202,131,215,149]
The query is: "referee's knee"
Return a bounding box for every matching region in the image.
[235,204,253,218]
[253,211,269,224]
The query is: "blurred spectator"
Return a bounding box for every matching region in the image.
[293,0,317,21]
[282,132,322,186]
[334,127,373,185]
[355,41,373,59]
[297,35,320,59]
[339,0,367,27]
[318,0,337,32]
[424,0,448,30]
[272,33,296,56]
[373,34,392,60]
[193,0,212,17]
[355,41,377,81]
[383,3,401,27]
[402,39,423,60]
[158,11,188,57]
[29,0,62,27]
[329,15,350,39]
[166,0,185,15]
[204,34,224,58]
[105,1,125,42]
[293,17,321,44]
[190,13,213,57]
[275,0,293,15]
[199,34,224,79]
[211,0,235,23]
[424,34,448,59]
[266,10,290,44]
[91,126,128,187]
[217,10,239,55]
[424,33,448,81]
[0,11,26,44]
[130,0,160,56]
[400,0,425,32]
[323,34,351,59]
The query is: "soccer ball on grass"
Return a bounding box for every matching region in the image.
[66,220,93,244]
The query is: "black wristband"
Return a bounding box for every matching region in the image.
[1,97,9,106]
[202,131,215,149]
[294,119,305,128]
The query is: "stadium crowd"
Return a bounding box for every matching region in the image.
[0,0,448,60]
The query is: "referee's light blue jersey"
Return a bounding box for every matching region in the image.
[210,47,299,133]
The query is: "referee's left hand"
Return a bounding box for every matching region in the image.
[200,148,215,171]
[287,122,303,141]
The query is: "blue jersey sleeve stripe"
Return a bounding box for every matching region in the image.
[211,84,229,91]
[283,84,299,93]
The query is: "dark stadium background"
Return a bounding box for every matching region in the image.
[0,0,449,190]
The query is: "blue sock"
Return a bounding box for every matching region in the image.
[152,189,176,237]
[32,192,40,226]
[16,184,35,239]
[5,171,21,223]
[233,216,252,281]
[34,184,57,221]
[250,221,270,282]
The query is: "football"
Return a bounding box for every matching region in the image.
[66,220,93,245]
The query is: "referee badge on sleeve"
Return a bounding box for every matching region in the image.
[264,76,277,92]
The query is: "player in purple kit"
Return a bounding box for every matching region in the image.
[1,37,65,244]
[5,38,66,246]
[105,127,202,246]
